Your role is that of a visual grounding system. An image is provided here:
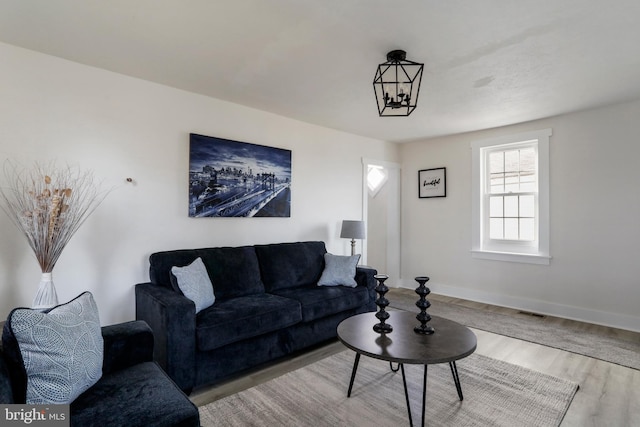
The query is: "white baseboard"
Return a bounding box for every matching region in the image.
[395,282,640,333]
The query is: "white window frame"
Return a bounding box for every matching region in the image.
[471,129,551,265]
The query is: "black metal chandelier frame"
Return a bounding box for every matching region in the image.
[373,50,424,117]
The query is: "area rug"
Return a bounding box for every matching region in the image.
[199,350,578,427]
[387,289,640,371]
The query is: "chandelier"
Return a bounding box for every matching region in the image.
[373,50,424,117]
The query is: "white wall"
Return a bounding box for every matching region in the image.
[400,100,640,332]
[0,42,398,324]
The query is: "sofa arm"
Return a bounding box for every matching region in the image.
[102,320,154,375]
[355,266,378,310]
[135,283,196,393]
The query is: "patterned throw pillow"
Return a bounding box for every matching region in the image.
[317,253,361,288]
[8,292,104,404]
[171,257,216,313]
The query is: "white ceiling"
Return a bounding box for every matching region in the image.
[1,1,640,143]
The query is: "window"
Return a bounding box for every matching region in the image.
[367,165,388,197]
[471,129,551,264]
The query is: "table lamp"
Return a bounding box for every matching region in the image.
[340,220,366,256]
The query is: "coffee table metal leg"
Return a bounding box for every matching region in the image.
[400,364,414,427]
[347,353,361,397]
[400,364,429,427]
[421,364,427,427]
[449,361,463,401]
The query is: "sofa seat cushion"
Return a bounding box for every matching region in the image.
[196,294,302,351]
[71,361,199,427]
[272,286,369,322]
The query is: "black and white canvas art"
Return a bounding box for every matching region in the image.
[189,133,291,217]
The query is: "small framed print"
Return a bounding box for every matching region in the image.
[418,167,446,198]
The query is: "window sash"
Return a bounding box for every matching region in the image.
[484,193,538,243]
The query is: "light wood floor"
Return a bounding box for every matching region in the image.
[191,289,640,427]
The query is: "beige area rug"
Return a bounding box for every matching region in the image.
[199,350,578,427]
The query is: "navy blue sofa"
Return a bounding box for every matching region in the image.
[0,320,199,427]
[135,241,377,393]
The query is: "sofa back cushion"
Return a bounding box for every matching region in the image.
[149,246,265,300]
[149,249,200,290]
[198,247,265,299]
[255,241,327,291]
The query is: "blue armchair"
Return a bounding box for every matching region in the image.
[1,320,200,427]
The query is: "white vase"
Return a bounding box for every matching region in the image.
[32,272,59,310]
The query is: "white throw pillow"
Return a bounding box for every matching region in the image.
[317,253,361,288]
[171,257,216,313]
[8,291,104,404]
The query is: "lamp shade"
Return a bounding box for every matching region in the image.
[340,220,366,239]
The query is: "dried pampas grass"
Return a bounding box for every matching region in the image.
[0,160,108,273]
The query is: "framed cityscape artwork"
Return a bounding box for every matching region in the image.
[418,167,446,198]
[188,133,292,217]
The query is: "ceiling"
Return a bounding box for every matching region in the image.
[1,1,640,143]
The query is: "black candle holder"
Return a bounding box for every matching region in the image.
[414,276,435,335]
[373,274,393,333]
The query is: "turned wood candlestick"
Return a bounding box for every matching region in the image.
[373,274,393,333]
[414,276,435,335]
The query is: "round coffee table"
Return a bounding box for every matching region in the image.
[337,311,477,427]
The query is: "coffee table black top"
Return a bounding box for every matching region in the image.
[337,311,477,365]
